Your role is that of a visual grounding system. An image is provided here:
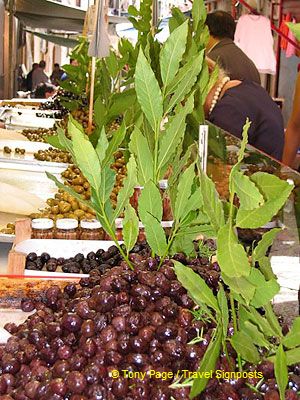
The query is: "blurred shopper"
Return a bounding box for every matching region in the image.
[206,11,261,84]
[32,60,49,91]
[50,63,64,86]
[282,71,300,169]
[26,63,38,91]
[205,59,284,161]
[34,83,56,99]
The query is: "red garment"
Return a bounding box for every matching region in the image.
[280,13,291,51]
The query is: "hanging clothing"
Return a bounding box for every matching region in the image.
[279,14,297,58]
[235,14,276,75]
[279,14,291,51]
[286,18,297,58]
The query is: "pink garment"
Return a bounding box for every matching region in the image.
[235,14,276,75]
[286,19,297,58]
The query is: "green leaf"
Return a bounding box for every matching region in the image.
[160,20,188,87]
[170,234,196,257]
[57,126,73,154]
[157,96,194,174]
[236,184,292,228]
[242,321,271,348]
[247,269,280,308]
[169,7,187,33]
[138,180,163,223]
[45,134,66,151]
[174,163,196,221]
[283,317,300,349]
[231,331,260,363]
[165,51,204,113]
[222,274,255,304]
[135,49,163,132]
[99,166,116,204]
[102,123,126,167]
[253,228,282,263]
[174,261,219,312]
[129,127,154,185]
[143,213,167,256]
[232,171,264,210]
[113,155,137,218]
[275,344,288,400]
[217,224,250,278]
[250,172,294,201]
[217,286,228,339]
[200,171,224,233]
[240,306,277,337]
[70,122,101,192]
[282,347,300,366]
[184,188,204,219]
[258,257,277,281]
[192,0,206,31]
[264,302,283,338]
[46,172,96,212]
[95,127,109,164]
[190,327,222,398]
[105,50,119,79]
[94,96,107,128]
[123,203,139,253]
[107,89,136,123]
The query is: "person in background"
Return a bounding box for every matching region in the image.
[34,83,56,99]
[282,71,300,169]
[50,63,64,86]
[31,60,49,91]
[25,63,38,92]
[205,59,284,161]
[205,11,261,84]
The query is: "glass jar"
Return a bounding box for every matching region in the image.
[80,219,105,240]
[55,218,78,240]
[138,222,146,241]
[31,218,54,239]
[159,180,173,221]
[115,218,123,241]
[114,219,146,241]
[161,220,173,237]
[130,186,143,211]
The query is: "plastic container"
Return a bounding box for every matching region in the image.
[55,218,79,240]
[31,218,54,239]
[79,219,105,240]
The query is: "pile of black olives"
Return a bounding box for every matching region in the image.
[2,244,299,400]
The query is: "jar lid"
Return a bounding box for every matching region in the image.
[80,219,102,229]
[159,180,168,189]
[56,218,78,230]
[161,220,173,228]
[31,218,54,230]
[115,218,123,229]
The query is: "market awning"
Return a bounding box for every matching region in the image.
[13,0,86,32]
[10,0,129,32]
[25,29,79,48]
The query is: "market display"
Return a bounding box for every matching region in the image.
[33,148,72,164]
[1,2,300,400]
[21,128,57,143]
